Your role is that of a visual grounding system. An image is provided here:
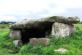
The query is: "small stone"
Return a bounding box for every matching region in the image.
[13,40,22,47]
[54,48,68,53]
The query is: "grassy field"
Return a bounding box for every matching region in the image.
[74,24,82,30]
[0,24,9,29]
[0,24,82,55]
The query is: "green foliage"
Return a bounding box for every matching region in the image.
[42,45,55,55]
[19,44,43,55]
[78,21,82,24]
[19,43,33,54]
[74,24,82,30]
[71,30,82,40]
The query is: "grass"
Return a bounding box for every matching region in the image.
[0,24,9,29]
[74,24,82,30]
[0,28,19,55]
[0,24,82,55]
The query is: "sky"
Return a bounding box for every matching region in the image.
[0,0,82,22]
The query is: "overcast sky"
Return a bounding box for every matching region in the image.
[0,0,82,22]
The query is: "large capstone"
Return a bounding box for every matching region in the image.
[51,22,76,37]
[10,16,80,29]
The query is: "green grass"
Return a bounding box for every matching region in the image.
[0,25,19,55]
[0,24,82,55]
[74,24,82,30]
[0,29,18,55]
[0,24,9,29]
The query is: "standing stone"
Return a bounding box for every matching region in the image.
[29,38,50,46]
[51,22,76,37]
[9,30,21,39]
[13,40,22,47]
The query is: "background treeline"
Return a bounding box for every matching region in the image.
[0,21,16,24]
[0,21,16,28]
[78,21,82,24]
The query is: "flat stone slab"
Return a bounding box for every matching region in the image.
[29,38,50,46]
[10,16,80,29]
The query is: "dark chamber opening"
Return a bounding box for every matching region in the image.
[21,22,54,44]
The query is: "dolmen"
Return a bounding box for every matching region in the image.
[9,16,80,45]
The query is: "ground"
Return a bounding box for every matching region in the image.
[0,24,82,55]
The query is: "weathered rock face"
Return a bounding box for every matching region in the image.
[29,38,50,46]
[9,30,21,39]
[45,16,80,23]
[51,22,76,37]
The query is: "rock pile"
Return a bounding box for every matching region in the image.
[9,16,80,45]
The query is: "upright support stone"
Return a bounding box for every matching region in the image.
[51,22,76,37]
[9,29,21,39]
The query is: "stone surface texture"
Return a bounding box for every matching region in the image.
[13,40,22,47]
[51,22,76,37]
[9,30,21,39]
[10,16,80,29]
[30,38,50,46]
